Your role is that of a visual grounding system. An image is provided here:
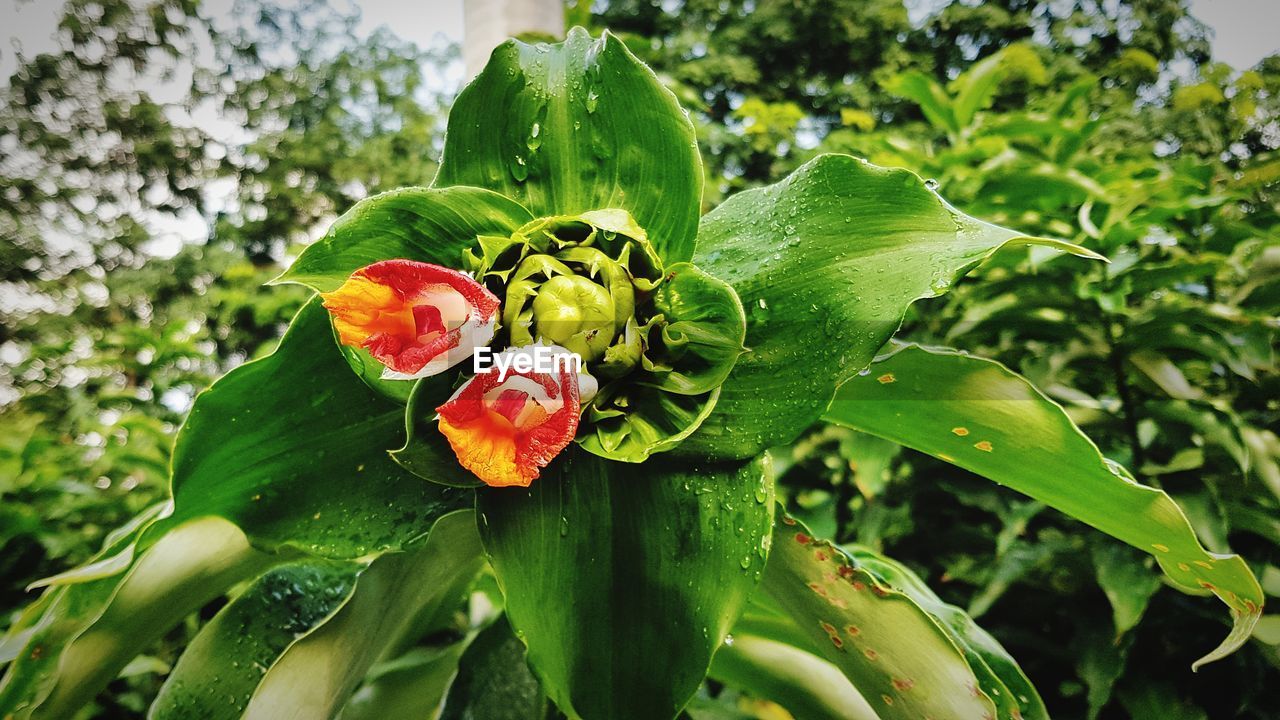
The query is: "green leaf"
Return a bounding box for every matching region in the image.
[274,186,533,292]
[439,616,548,720]
[680,153,1102,460]
[1091,542,1163,637]
[1117,680,1208,720]
[390,374,484,488]
[761,514,1008,719]
[823,344,1265,668]
[341,646,467,720]
[150,560,361,720]
[883,71,958,135]
[711,635,876,720]
[24,502,168,591]
[1077,623,1134,719]
[0,506,166,712]
[712,607,877,720]
[579,261,747,463]
[271,187,533,403]
[641,262,747,396]
[334,341,419,405]
[241,510,484,718]
[155,298,471,558]
[949,45,1042,130]
[477,449,775,719]
[0,518,275,719]
[580,386,721,464]
[435,28,703,264]
[846,546,1048,720]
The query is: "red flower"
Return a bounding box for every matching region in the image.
[436,345,585,487]
[321,260,499,379]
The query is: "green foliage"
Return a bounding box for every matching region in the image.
[478,452,774,719]
[278,187,534,293]
[762,514,1028,719]
[161,299,470,557]
[437,28,703,263]
[680,153,1097,459]
[587,1,1277,716]
[825,344,1263,666]
[149,559,361,719]
[2,1,1277,718]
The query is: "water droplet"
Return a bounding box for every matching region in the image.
[924,178,939,190]
[748,297,772,327]
[510,154,529,182]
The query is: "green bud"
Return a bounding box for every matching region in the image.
[464,208,747,464]
[555,246,636,336]
[531,275,616,360]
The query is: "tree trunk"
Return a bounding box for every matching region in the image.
[463,0,566,79]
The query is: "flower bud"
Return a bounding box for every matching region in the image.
[531,275,616,360]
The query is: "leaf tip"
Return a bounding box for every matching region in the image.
[1018,235,1109,262]
[1189,602,1264,672]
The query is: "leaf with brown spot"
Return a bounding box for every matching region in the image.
[825,343,1264,669]
[761,513,1036,720]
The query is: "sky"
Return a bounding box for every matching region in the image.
[1186,0,1279,70]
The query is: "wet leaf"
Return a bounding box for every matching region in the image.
[680,153,1101,460]
[275,186,532,293]
[150,560,362,719]
[436,28,702,264]
[242,511,484,719]
[761,514,1016,719]
[439,616,548,720]
[477,449,774,719]
[155,299,471,558]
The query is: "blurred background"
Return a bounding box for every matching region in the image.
[1,0,1277,717]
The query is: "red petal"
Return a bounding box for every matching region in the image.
[437,349,580,487]
[322,259,499,377]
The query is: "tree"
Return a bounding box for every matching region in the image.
[1,4,457,712]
